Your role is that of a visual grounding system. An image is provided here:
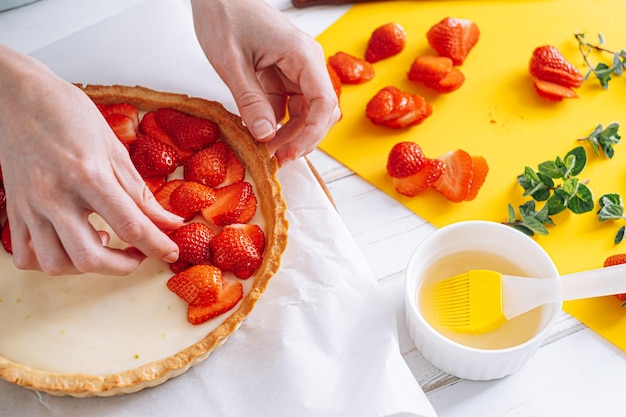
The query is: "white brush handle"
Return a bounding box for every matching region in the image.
[502,263,626,320]
[560,263,626,300]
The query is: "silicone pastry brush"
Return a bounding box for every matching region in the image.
[432,264,626,334]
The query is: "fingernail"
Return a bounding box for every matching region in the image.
[162,250,179,264]
[165,211,184,223]
[251,119,275,140]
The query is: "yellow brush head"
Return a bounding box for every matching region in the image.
[432,269,507,334]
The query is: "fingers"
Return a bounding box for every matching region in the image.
[8,209,147,276]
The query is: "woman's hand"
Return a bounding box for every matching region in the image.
[0,45,183,275]
[190,0,341,165]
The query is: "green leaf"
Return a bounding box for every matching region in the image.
[567,183,595,214]
[615,226,625,244]
[594,62,613,89]
[507,203,516,223]
[547,191,567,215]
[538,160,562,178]
[597,193,625,221]
[565,147,587,177]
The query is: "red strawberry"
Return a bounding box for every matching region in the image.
[365,22,406,63]
[384,94,433,128]
[201,181,257,226]
[226,223,266,254]
[427,17,480,66]
[393,158,444,197]
[169,222,215,265]
[96,103,139,131]
[155,108,220,151]
[103,113,137,147]
[217,146,246,188]
[327,63,342,102]
[0,185,5,218]
[139,111,194,160]
[129,133,181,177]
[169,258,193,274]
[187,279,243,324]
[154,179,185,213]
[144,175,167,193]
[432,149,474,202]
[603,254,626,304]
[210,227,262,279]
[327,51,375,84]
[1,219,11,254]
[423,68,465,93]
[386,142,425,178]
[408,55,454,83]
[529,45,584,89]
[169,181,217,220]
[464,155,489,201]
[183,141,229,187]
[365,86,432,129]
[532,78,579,101]
[167,264,222,306]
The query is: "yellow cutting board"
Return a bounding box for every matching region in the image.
[317,0,626,350]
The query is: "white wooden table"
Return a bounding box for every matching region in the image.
[2,1,626,415]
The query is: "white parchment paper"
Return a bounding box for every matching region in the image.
[0,1,437,415]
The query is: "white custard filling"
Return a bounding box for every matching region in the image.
[0,170,264,376]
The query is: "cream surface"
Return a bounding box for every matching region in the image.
[0,205,261,375]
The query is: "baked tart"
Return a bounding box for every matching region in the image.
[0,85,288,397]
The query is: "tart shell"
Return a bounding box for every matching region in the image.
[0,84,288,397]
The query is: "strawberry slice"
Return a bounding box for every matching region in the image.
[129,133,181,177]
[144,175,167,193]
[603,254,626,304]
[201,181,256,226]
[183,141,229,187]
[423,67,465,93]
[408,55,454,83]
[0,185,5,219]
[226,223,266,254]
[529,45,584,89]
[464,155,489,201]
[1,219,11,254]
[386,141,425,178]
[169,181,217,220]
[139,111,194,160]
[167,264,222,306]
[532,78,579,101]
[210,227,262,279]
[327,51,375,84]
[393,158,444,197]
[96,103,139,131]
[216,146,246,188]
[433,149,474,202]
[187,279,243,325]
[365,22,406,63]
[366,86,432,128]
[103,113,137,147]
[154,179,185,213]
[384,94,433,128]
[427,17,480,66]
[327,63,342,102]
[168,222,215,265]
[155,108,220,151]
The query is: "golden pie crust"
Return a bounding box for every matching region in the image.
[0,84,288,397]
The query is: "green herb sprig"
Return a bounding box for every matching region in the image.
[575,32,626,88]
[505,123,622,240]
[577,122,621,158]
[597,193,626,244]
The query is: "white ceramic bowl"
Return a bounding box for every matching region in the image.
[405,220,561,380]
